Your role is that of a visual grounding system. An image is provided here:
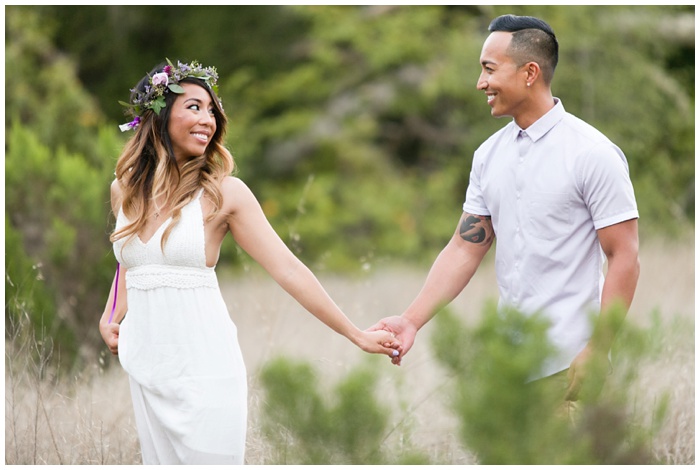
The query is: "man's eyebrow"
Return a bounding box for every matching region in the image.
[481,59,497,67]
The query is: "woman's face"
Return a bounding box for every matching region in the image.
[167,82,217,163]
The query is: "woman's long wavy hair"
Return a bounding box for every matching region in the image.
[111,64,235,251]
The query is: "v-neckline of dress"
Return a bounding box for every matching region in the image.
[136,215,174,246]
[126,188,205,247]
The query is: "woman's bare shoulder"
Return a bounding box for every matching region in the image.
[110,179,123,214]
[219,177,265,221]
[220,176,256,207]
[221,175,250,190]
[110,178,122,194]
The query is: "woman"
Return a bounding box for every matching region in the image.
[99,59,400,465]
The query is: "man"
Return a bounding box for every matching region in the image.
[371,15,640,408]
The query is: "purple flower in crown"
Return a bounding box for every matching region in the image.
[119,116,141,132]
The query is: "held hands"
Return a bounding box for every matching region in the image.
[99,321,120,356]
[367,316,417,366]
[354,329,402,359]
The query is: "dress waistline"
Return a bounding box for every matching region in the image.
[126,264,218,290]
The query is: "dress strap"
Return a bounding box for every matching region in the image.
[108,262,120,323]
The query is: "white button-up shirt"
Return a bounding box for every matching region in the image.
[463,98,638,378]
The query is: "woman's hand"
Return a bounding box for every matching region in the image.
[99,321,120,356]
[353,329,402,358]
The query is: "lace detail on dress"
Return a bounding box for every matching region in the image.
[127,265,218,290]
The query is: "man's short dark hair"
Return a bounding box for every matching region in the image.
[488,14,559,84]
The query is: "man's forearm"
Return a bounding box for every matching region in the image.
[403,237,486,330]
[592,251,641,351]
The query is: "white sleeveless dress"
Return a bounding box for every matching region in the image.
[113,189,247,464]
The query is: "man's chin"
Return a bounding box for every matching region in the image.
[491,109,512,120]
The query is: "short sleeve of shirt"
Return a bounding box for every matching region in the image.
[580,142,639,230]
[462,153,490,216]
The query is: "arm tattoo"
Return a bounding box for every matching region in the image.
[460,214,493,244]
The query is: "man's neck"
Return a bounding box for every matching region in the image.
[514,92,556,130]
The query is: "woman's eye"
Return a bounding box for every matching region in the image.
[188,104,200,111]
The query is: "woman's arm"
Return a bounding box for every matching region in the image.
[99,262,127,355]
[223,177,399,356]
[99,180,128,355]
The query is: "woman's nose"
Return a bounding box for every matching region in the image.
[201,111,215,126]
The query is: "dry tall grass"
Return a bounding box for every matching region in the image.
[5,235,694,464]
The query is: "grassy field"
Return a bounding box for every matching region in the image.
[5,235,694,464]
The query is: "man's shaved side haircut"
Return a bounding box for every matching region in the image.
[489,14,559,84]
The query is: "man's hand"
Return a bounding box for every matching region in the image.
[566,344,609,402]
[367,316,418,365]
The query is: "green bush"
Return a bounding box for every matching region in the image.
[259,356,420,464]
[5,216,78,369]
[255,303,680,464]
[430,304,663,464]
[5,121,117,368]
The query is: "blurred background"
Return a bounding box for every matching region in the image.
[5,4,695,375]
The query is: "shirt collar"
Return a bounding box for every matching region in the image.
[513,98,565,143]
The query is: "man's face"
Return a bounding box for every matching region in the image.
[476,31,529,120]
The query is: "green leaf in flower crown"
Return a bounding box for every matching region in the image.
[151,96,166,115]
[168,83,185,94]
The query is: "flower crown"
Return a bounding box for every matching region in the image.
[119,58,219,132]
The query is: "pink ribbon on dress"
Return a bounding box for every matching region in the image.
[108,262,120,323]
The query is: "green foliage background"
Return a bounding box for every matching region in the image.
[4,5,695,367]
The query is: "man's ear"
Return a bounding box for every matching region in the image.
[524,61,541,87]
